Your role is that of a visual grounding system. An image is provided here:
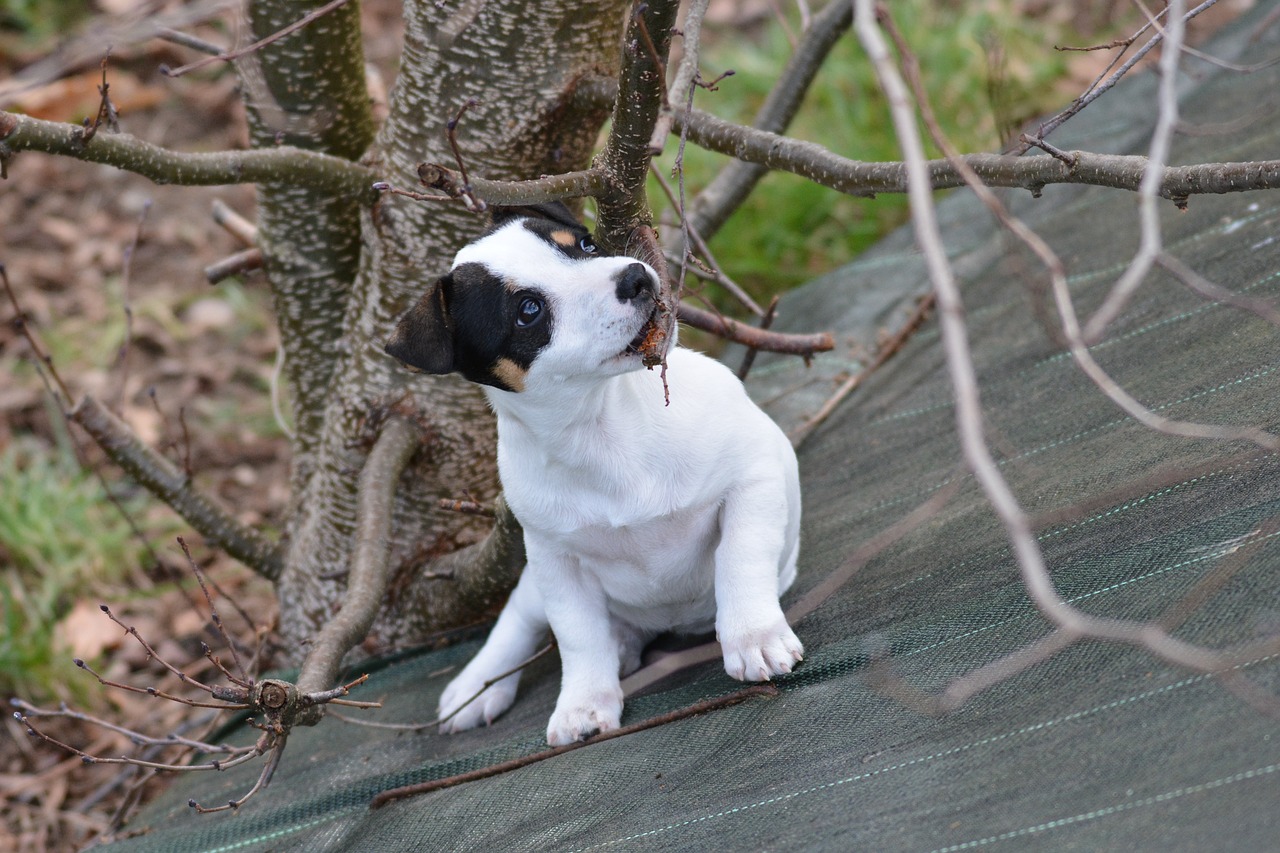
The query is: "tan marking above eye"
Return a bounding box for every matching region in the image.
[492,357,528,392]
[549,230,576,247]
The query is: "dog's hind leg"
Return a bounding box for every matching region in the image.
[437,571,548,733]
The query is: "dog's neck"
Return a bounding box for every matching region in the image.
[484,368,662,450]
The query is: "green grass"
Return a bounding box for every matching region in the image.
[652,0,1072,305]
[0,420,165,704]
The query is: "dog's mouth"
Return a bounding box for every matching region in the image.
[621,304,665,362]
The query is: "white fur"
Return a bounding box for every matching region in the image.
[436,221,803,746]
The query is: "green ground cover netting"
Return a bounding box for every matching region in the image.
[104,8,1280,851]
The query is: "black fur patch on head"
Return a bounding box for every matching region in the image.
[490,201,584,231]
[491,201,603,259]
[385,263,553,393]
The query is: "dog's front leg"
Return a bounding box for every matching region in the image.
[532,546,624,746]
[437,571,549,733]
[714,482,804,681]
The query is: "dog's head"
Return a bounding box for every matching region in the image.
[384,203,668,393]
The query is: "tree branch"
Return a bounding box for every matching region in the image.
[294,416,421,717]
[671,105,1280,201]
[587,0,682,366]
[1022,0,1223,153]
[405,164,609,207]
[593,0,680,250]
[686,0,853,242]
[430,495,526,615]
[0,112,376,199]
[70,396,284,580]
[677,304,833,359]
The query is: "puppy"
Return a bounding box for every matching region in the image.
[385,203,803,746]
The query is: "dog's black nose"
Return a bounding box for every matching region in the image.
[615,263,657,303]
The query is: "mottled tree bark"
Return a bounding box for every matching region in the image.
[266,0,630,655]
[239,0,375,494]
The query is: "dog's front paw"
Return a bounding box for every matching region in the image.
[437,672,518,734]
[546,689,623,746]
[720,619,804,682]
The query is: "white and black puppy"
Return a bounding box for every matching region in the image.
[385,203,803,746]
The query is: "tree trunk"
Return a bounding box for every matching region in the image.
[257,0,630,656]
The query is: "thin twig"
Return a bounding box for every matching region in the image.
[177,536,250,687]
[1020,0,1221,152]
[444,98,486,212]
[1,263,73,405]
[81,53,119,143]
[737,295,780,380]
[1081,0,1188,341]
[370,685,777,808]
[188,739,283,813]
[790,291,935,447]
[683,0,852,244]
[649,163,764,316]
[649,0,710,154]
[210,199,259,246]
[678,303,833,358]
[161,0,353,78]
[293,417,421,720]
[335,642,555,731]
[71,396,285,580]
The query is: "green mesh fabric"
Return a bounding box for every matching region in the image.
[103,8,1280,851]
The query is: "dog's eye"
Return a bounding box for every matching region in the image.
[515,296,544,328]
[578,235,598,254]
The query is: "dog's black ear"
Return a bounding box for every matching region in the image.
[385,275,455,375]
[490,201,583,231]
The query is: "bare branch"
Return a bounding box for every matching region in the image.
[677,303,834,359]
[370,685,778,808]
[671,105,1280,201]
[161,0,354,78]
[71,396,285,580]
[0,112,376,198]
[407,163,609,207]
[1,263,73,405]
[877,5,1280,456]
[648,163,765,316]
[590,0,682,365]
[294,416,421,715]
[649,0,711,154]
[1157,253,1280,328]
[189,742,284,813]
[686,0,853,242]
[1081,0,1189,341]
[210,199,259,246]
[1025,0,1223,152]
[430,495,527,615]
[790,292,935,447]
[737,295,780,379]
[204,248,264,284]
